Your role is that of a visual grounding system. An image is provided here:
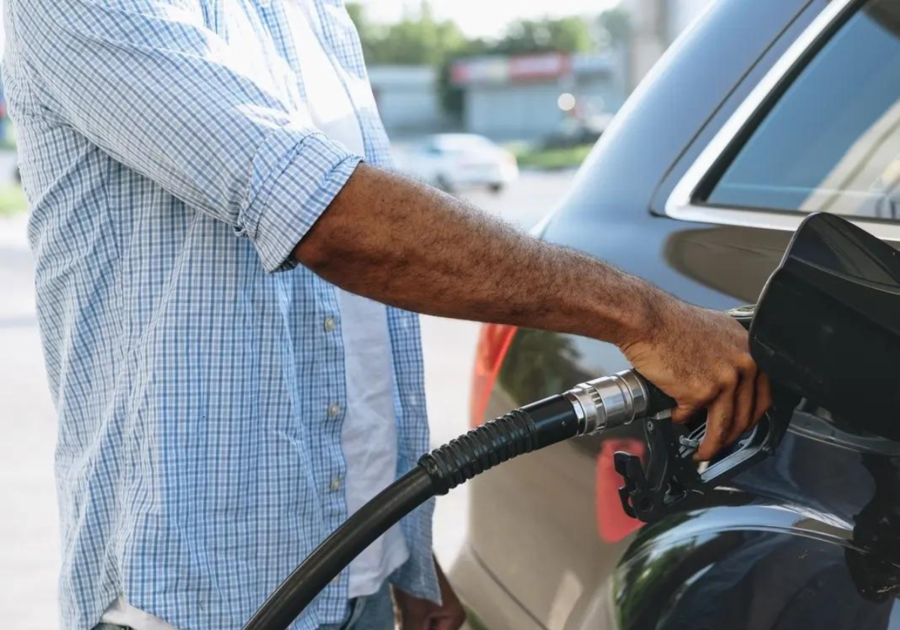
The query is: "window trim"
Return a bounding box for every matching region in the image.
[665,0,900,242]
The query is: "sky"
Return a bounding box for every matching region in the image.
[354,0,622,38]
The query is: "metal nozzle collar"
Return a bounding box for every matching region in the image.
[564,370,649,436]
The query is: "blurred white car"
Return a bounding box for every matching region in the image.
[397,134,519,194]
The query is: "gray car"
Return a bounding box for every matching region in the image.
[450,1,900,629]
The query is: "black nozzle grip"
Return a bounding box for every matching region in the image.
[637,373,676,416]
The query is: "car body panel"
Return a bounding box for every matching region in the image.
[451,547,545,630]
[451,0,900,628]
[611,523,899,630]
[609,429,900,629]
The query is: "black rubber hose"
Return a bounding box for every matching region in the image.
[241,395,579,630]
[241,467,434,630]
[422,395,578,495]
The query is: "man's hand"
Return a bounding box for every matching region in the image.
[393,561,466,630]
[296,164,771,460]
[620,298,771,461]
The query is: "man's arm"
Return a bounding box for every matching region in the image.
[296,164,770,461]
[16,0,768,459]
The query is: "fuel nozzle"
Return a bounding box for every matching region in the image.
[420,366,791,522]
[564,370,675,436]
[421,370,675,496]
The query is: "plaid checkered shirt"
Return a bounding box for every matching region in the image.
[2,1,438,628]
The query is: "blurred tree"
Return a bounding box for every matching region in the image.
[598,8,631,48]
[493,17,594,55]
[347,2,470,119]
[346,1,468,66]
[373,19,469,65]
[437,62,466,124]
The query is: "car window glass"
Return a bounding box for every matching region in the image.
[704,0,900,220]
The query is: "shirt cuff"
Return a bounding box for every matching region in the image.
[239,129,363,273]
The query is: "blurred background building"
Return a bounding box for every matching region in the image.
[449,51,627,141]
[369,65,446,134]
[353,0,714,146]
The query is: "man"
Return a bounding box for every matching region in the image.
[4,1,770,629]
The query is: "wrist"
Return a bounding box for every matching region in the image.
[607,279,671,350]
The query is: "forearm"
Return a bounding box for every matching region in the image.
[294,163,669,347]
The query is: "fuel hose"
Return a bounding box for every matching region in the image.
[242,370,674,630]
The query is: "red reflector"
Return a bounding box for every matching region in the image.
[596,438,646,543]
[470,323,517,427]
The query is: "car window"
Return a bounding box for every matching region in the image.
[703,0,900,221]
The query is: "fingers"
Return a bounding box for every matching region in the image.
[726,363,757,445]
[695,385,735,462]
[695,359,772,461]
[754,371,772,423]
[671,402,702,425]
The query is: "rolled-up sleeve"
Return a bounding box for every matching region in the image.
[12,0,361,271]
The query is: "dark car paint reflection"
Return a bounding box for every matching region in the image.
[618,531,894,630]
[612,438,900,630]
[496,329,592,405]
[663,226,791,303]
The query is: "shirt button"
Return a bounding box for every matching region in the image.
[330,476,342,492]
[324,317,337,332]
[328,404,342,418]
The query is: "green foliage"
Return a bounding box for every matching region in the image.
[513,144,594,170]
[0,120,18,152]
[344,3,367,35]
[489,16,593,55]
[599,8,631,48]
[347,2,469,67]
[375,19,469,65]
[437,61,465,123]
[347,2,471,118]
[346,4,629,65]
[0,184,27,216]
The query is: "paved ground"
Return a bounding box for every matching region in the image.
[0,238,59,630]
[0,168,576,628]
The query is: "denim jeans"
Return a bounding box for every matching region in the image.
[93,582,395,630]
